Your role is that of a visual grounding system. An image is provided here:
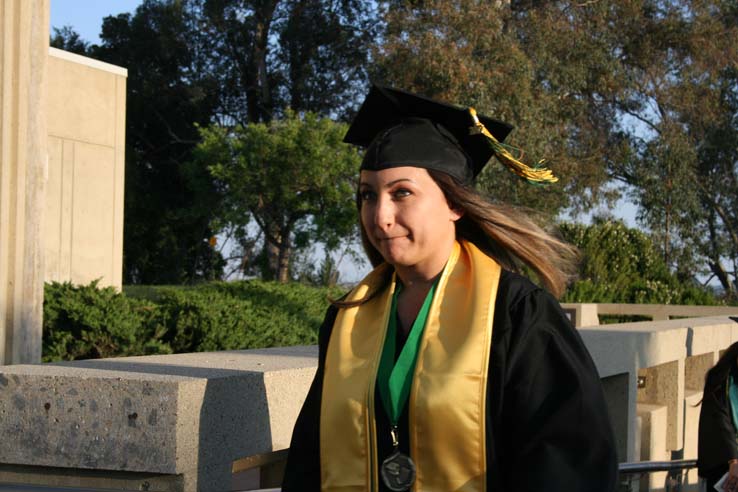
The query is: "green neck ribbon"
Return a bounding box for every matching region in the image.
[729,372,738,436]
[377,280,438,425]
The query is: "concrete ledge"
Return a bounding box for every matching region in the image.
[580,316,738,463]
[2,315,737,490]
[0,463,180,491]
[561,303,738,326]
[0,347,317,492]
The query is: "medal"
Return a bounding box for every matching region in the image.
[381,450,416,491]
[380,425,415,491]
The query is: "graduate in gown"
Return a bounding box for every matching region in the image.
[698,342,738,492]
[282,85,618,492]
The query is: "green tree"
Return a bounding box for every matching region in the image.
[560,219,717,305]
[372,0,617,215]
[92,0,225,283]
[373,1,738,299]
[50,26,90,55]
[506,0,738,297]
[85,0,377,283]
[195,111,361,282]
[584,0,738,298]
[199,0,377,124]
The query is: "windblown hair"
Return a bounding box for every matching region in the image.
[334,169,578,308]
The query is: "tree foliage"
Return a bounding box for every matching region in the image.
[61,0,376,283]
[560,220,717,305]
[200,0,377,124]
[374,0,738,297]
[196,111,361,282]
[549,0,738,298]
[372,0,616,215]
[52,0,738,294]
[50,26,90,55]
[92,1,225,284]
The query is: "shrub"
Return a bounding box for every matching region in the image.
[43,281,171,362]
[559,219,719,305]
[44,280,343,361]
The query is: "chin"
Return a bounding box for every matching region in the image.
[378,244,412,265]
[372,239,410,265]
[380,251,417,270]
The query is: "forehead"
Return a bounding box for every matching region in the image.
[359,166,436,187]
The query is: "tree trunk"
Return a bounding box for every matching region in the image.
[245,0,280,123]
[277,243,292,283]
[276,223,293,283]
[709,260,734,297]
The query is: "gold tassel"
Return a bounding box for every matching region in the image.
[468,107,559,184]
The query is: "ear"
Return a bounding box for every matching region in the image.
[449,204,464,222]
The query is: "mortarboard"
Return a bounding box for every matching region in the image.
[343,85,558,185]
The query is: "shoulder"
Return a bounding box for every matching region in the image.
[495,270,542,310]
[494,270,566,331]
[492,270,584,362]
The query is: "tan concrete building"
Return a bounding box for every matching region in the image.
[1,0,127,365]
[1,0,51,365]
[46,47,127,289]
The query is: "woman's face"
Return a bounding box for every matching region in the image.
[359,167,462,274]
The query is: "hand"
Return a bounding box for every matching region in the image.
[724,460,738,492]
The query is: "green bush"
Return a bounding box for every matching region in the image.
[560,219,719,305]
[43,281,171,362]
[44,280,342,361]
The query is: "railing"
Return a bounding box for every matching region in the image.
[561,302,738,327]
[230,455,700,492]
[619,459,698,492]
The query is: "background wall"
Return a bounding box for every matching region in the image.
[45,47,126,289]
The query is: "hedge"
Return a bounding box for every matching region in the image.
[43,280,343,362]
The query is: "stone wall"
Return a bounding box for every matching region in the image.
[0,315,735,491]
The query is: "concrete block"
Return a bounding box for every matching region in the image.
[683,389,702,491]
[685,353,716,392]
[560,303,599,327]
[637,360,684,451]
[0,347,317,492]
[637,403,668,492]
[0,463,181,491]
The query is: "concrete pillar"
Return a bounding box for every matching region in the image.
[0,0,49,364]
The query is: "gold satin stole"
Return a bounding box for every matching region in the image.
[320,240,501,491]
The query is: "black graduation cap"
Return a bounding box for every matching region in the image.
[344,85,559,185]
[343,85,514,184]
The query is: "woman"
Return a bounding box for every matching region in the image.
[282,85,618,491]
[698,342,738,491]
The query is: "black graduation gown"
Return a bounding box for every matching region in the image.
[282,270,618,491]
[697,363,738,485]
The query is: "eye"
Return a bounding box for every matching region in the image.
[392,188,412,199]
[359,190,376,202]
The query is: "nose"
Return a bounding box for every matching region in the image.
[373,195,395,232]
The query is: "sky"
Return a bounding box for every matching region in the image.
[50,0,144,44]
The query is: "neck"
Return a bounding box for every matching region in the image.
[394,239,456,289]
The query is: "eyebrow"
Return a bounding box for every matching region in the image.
[359,178,415,188]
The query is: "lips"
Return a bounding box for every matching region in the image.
[375,235,408,242]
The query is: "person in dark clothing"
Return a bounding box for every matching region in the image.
[698,342,738,492]
[282,85,618,492]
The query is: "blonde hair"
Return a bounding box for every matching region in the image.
[336,169,578,307]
